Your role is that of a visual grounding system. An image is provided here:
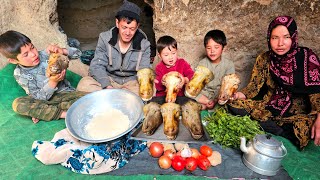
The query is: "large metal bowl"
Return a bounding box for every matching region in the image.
[66,89,144,143]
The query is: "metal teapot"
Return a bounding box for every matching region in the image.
[240,134,287,176]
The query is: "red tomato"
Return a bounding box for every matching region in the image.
[197,156,211,171]
[163,149,176,159]
[158,155,172,169]
[185,157,197,171]
[198,155,207,160]
[200,145,213,157]
[149,142,164,158]
[171,156,186,171]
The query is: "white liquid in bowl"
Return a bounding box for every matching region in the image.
[85,108,130,139]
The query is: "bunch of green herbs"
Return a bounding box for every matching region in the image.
[203,107,264,148]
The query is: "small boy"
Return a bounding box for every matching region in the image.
[195,30,235,110]
[142,36,202,139]
[0,30,87,123]
[152,35,194,104]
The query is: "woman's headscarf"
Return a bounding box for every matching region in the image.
[266,16,320,117]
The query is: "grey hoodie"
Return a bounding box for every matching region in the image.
[89,27,151,88]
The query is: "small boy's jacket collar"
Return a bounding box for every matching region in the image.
[109,27,146,50]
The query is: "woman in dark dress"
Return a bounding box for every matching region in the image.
[229,16,320,149]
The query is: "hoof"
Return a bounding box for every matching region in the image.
[166,135,177,140]
[190,133,203,140]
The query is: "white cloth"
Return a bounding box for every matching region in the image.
[32,128,146,174]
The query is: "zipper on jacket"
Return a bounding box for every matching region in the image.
[120,53,125,72]
[120,53,125,84]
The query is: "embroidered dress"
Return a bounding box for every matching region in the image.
[229,16,320,149]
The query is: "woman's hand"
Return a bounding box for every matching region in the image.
[233,92,246,100]
[311,113,320,146]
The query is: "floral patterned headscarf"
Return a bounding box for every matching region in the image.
[266,16,320,117]
[267,16,298,55]
[268,16,298,87]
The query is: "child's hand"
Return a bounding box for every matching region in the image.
[197,94,208,104]
[184,77,190,84]
[177,73,185,89]
[154,79,159,84]
[46,44,67,55]
[49,69,66,82]
[47,69,66,89]
[197,95,212,108]
[206,100,215,109]
[106,85,114,89]
[198,96,215,110]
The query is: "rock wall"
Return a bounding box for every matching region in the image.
[0,0,319,88]
[57,0,155,54]
[150,0,320,88]
[0,0,89,76]
[0,0,64,67]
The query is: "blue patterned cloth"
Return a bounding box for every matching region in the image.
[32,129,146,174]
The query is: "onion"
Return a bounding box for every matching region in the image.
[149,142,164,158]
[162,143,176,153]
[164,149,176,159]
[190,148,201,159]
[158,155,172,169]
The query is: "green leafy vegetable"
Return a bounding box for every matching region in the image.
[203,107,264,148]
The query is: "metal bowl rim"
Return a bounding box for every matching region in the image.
[65,89,144,143]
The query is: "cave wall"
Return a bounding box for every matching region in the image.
[0,0,66,68]
[57,0,155,54]
[150,0,320,88]
[0,0,319,88]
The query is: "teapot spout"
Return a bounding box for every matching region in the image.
[240,137,248,153]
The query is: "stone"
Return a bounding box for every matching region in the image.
[0,0,319,89]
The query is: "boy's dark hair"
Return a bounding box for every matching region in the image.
[204,29,227,48]
[156,35,177,53]
[0,30,31,59]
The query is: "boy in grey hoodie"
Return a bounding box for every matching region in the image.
[0,30,86,123]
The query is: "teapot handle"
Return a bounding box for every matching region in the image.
[281,144,287,157]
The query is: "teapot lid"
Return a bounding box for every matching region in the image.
[255,134,281,147]
[252,134,287,158]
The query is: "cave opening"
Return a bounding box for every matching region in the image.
[57,0,156,60]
